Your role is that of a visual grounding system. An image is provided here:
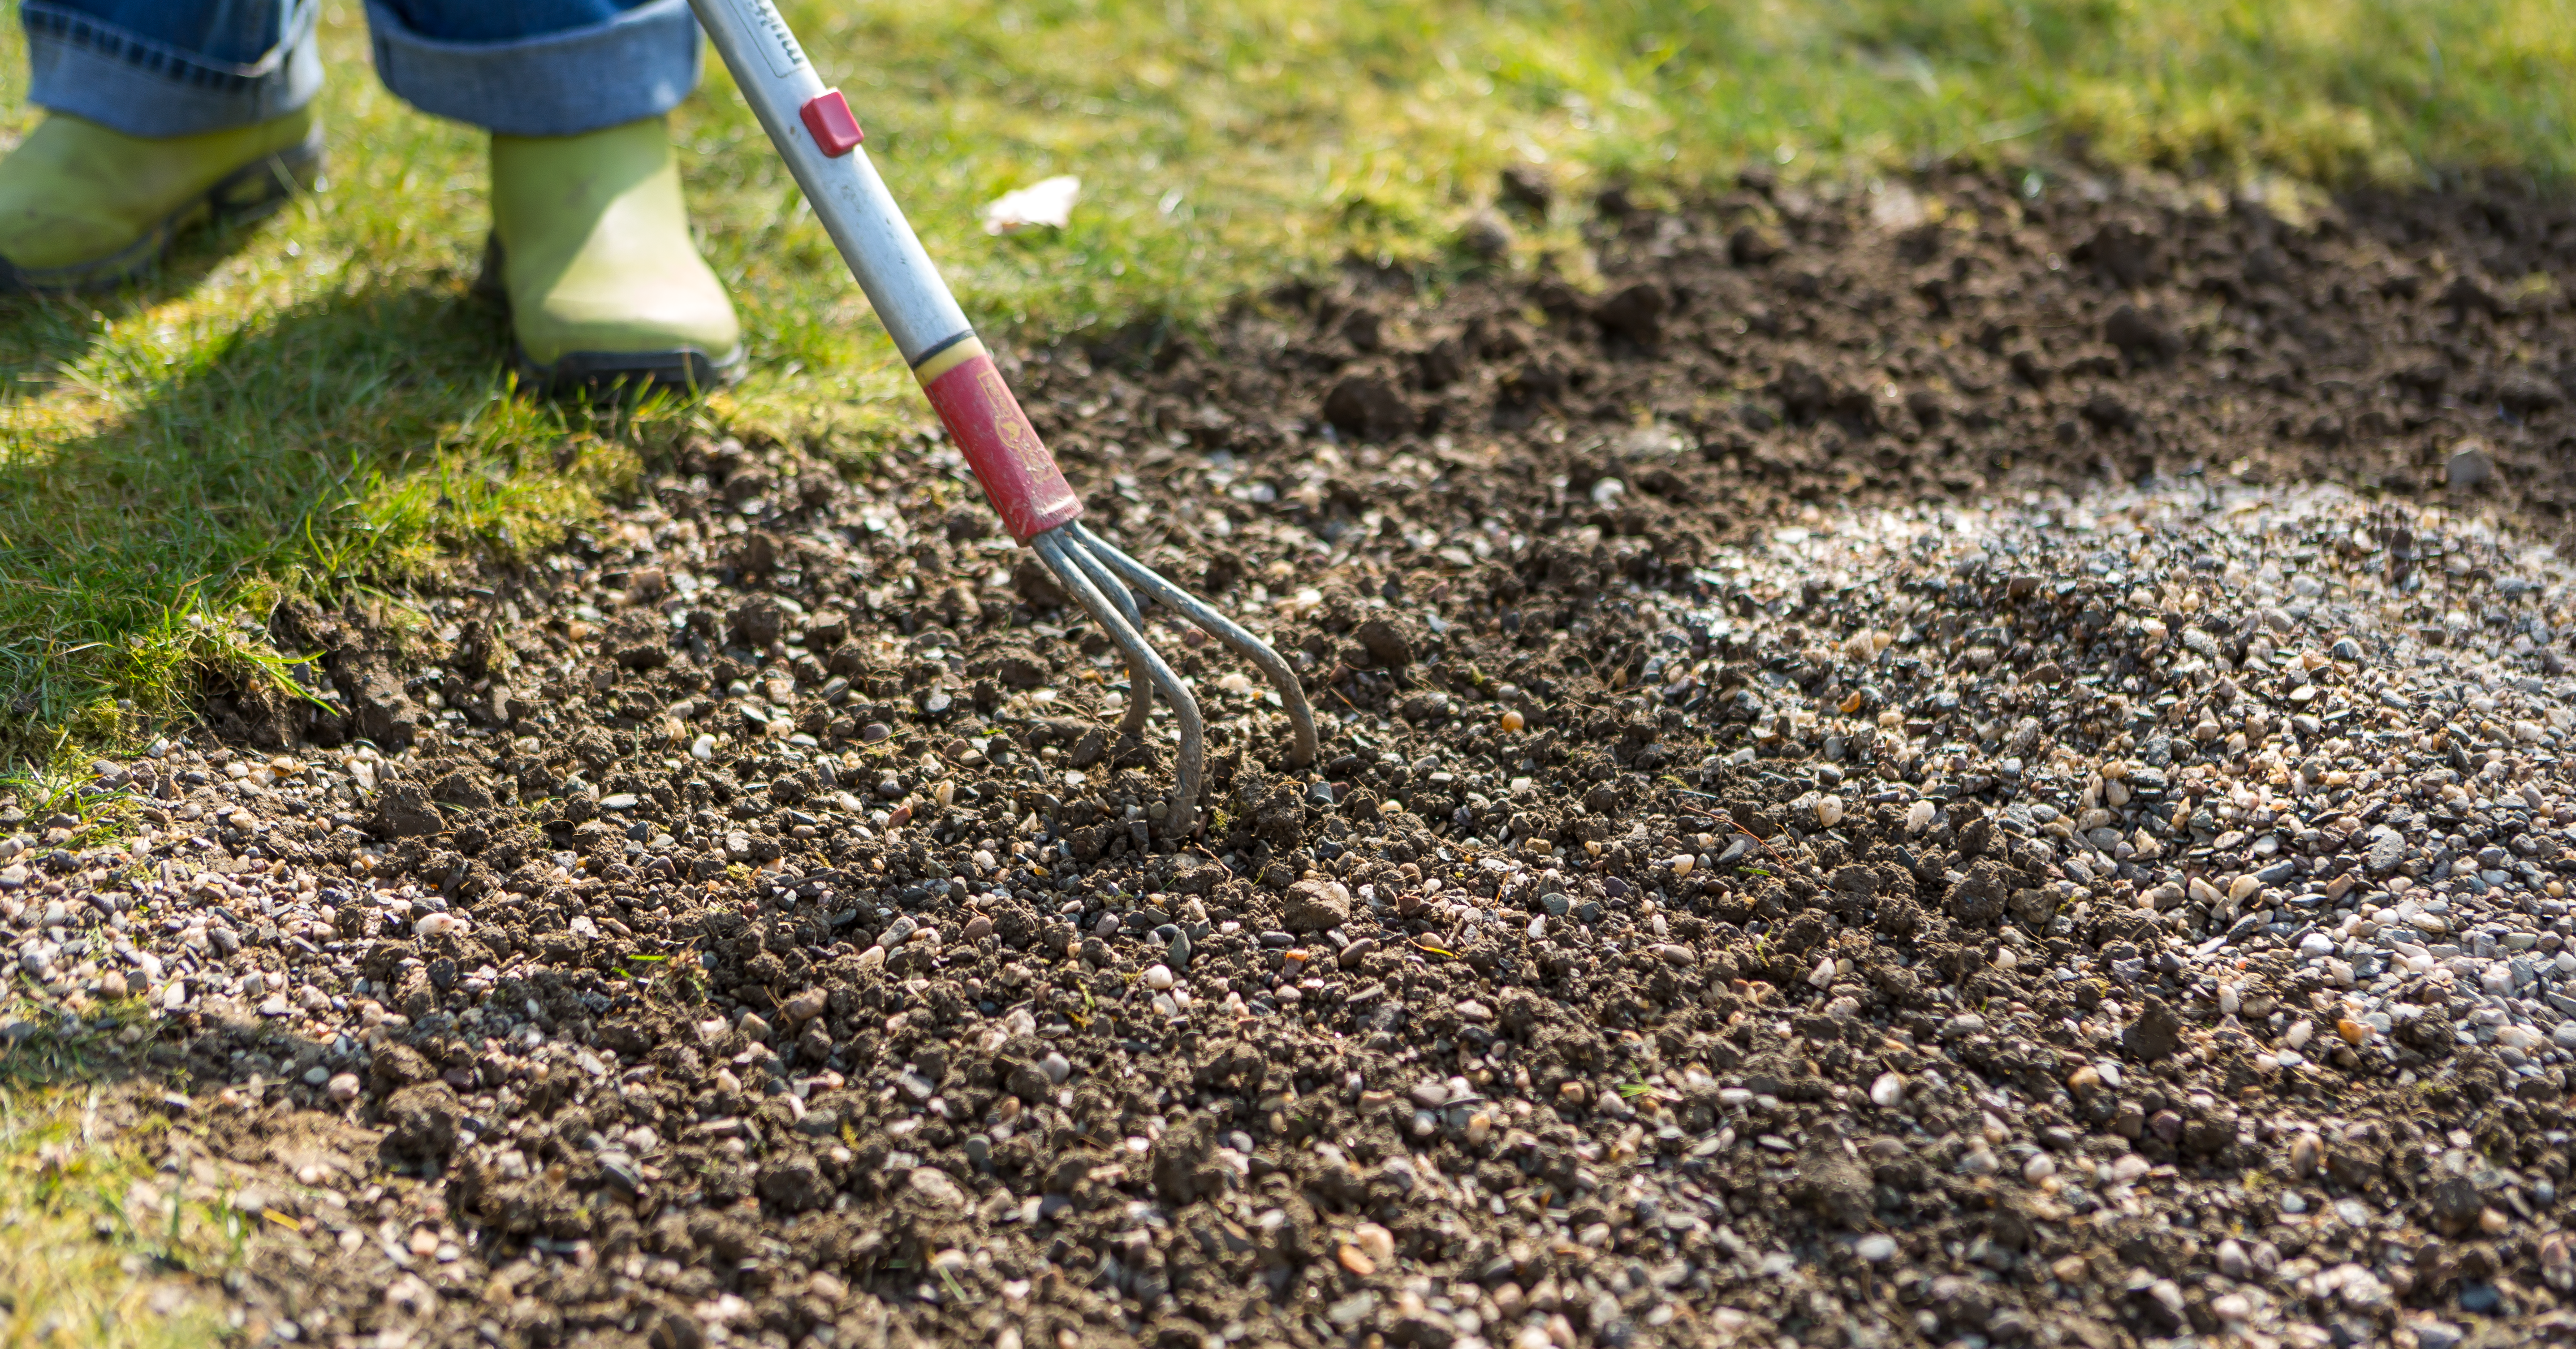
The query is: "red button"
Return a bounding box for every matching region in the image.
[799,89,863,157]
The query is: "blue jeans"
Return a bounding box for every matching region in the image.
[24,0,703,138]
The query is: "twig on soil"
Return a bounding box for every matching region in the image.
[1672,799,1818,882]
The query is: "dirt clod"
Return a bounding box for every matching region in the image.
[2122,995,2183,1062]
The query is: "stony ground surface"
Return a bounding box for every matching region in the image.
[8,168,2576,1349]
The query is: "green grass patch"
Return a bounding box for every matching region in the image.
[0,0,2570,772]
[0,1016,241,1348]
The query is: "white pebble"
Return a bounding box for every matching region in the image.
[1808,956,1836,988]
[2023,1154,2057,1183]
[2283,1018,2313,1050]
[1143,964,1175,991]
[1855,1234,1898,1263]
[1816,797,1845,828]
[1869,1072,1906,1108]
[414,912,467,938]
[1906,800,1934,833]
[1669,853,1695,877]
[691,734,717,761]
[2095,1060,2122,1089]
[2227,874,2261,903]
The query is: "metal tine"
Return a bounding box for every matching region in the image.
[1059,535,1154,741]
[1033,530,1206,838]
[1066,521,1320,768]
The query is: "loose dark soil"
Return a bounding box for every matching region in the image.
[35,167,2576,1349]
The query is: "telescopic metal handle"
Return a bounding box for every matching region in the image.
[688,0,1080,542]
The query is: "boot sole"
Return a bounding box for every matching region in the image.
[0,133,324,293]
[512,341,746,399]
[477,232,746,399]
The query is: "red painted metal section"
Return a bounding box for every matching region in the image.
[923,354,1082,541]
[798,90,864,157]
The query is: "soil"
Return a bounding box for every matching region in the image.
[17,166,2576,1349]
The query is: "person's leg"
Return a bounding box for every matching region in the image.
[367,0,739,392]
[365,0,699,138]
[1,0,324,288]
[27,0,322,136]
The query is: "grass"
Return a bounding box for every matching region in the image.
[0,1016,241,1348]
[0,0,2569,778]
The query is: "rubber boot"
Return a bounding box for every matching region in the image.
[0,108,320,290]
[483,116,743,394]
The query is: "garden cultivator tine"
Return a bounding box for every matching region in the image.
[1065,521,1320,769]
[692,0,1320,836]
[1057,533,1156,743]
[1034,531,1205,834]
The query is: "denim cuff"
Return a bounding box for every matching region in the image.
[24,0,322,137]
[367,0,702,137]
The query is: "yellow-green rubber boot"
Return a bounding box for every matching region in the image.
[485,116,743,394]
[0,108,320,291]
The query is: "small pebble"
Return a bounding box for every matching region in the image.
[1352,1223,1395,1261]
[783,989,828,1022]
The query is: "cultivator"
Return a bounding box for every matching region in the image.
[689,0,1319,834]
